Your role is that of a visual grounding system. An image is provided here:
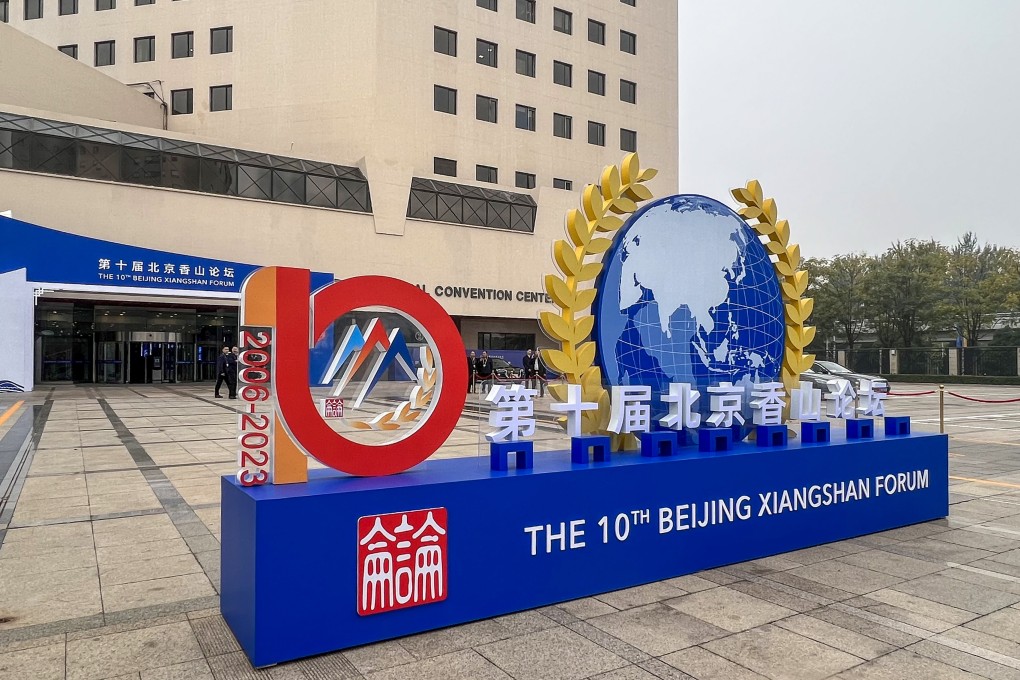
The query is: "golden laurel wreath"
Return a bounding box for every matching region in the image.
[540,155,814,446]
[540,153,658,451]
[730,180,815,406]
[351,347,437,431]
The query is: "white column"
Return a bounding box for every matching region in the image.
[948,349,959,377]
[0,268,34,392]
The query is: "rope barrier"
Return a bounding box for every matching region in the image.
[946,391,1020,404]
[888,388,1020,404]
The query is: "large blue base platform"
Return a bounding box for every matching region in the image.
[221,430,948,667]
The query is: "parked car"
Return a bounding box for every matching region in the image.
[805,361,889,394]
[798,367,836,391]
[491,357,523,380]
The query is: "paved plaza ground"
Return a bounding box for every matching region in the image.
[2,382,1020,679]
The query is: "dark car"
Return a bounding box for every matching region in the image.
[807,361,889,394]
[491,357,523,380]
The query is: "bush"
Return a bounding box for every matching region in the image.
[880,374,1020,386]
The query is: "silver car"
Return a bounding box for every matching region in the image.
[808,361,889,394]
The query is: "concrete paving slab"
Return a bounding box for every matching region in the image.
[5,383,1020,678]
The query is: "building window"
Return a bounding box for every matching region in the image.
[24,0,42,19]
[211,26,233,54]
[476,95,498,123]
[515,104,536,131]
[407,177,535,232]
[134,36,154,62]
[434,157,457,177]
[171,88,193,115]
[94,40,115,66]
[1,0,8,22]
[588,70,605,96]
[621,79,637,104]
[0,111,372,211]
[553,60,572,87]
[135,0,154,5]
[59,0,77,15]
[588,19,605,45]
[515,171,535,189]
[171,31,194,58]
[476,165,498,184]
[553,113,572,139]
[210,85,232,112]
[58,44,78,58]
[516,0,534,23]
[477,0,496,10]
[96,0,114,9]
[553,178,573,190]
[476,39,497,67]
[553,7,572,34]
[621,30,637,54]
[621,128,637,152]
[621,0,635,5]
[434,85,457,114]
[588,121,606,146]
[516,50,535,77]
[434,26,456,56]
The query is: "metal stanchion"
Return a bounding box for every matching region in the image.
[939,384,945,434]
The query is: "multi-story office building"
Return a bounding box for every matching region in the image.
[0,0,678,389]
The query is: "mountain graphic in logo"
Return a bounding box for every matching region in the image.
[0,380,25,393]
[320,319,417,408]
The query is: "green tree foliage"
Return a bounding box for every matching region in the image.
[946,233,1013,347]
[805,254,871,349]
[804,235,1020,349]
[852,240,949,347]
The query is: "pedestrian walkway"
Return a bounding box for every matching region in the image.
[1,383,1020,679]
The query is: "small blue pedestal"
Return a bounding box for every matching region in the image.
[801,421,830,443]
[756,424,788,448]
[885,416,910,436]
[698,427,732,452]
[641,431,679,457]
[571,436,611,464]
[846,418,875,439]
[490,440,534,471]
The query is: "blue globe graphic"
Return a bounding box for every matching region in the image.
[594,194,785,440]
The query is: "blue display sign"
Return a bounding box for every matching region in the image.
[0,216,331,294]
[222,430,948,667]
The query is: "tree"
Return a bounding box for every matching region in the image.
[946,233,1012,348]
[803,256,836,351]
[809,253,872,350]
[868,240,949,347]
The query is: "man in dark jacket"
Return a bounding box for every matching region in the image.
[523,348,546,397]
[476,351,494,394]
[214,346,232,398]
[226,347,239,399]
[467,351,477,393]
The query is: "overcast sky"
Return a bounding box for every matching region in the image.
[677,0,1020,259]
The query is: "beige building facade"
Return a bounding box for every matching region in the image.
[0,1,677,389]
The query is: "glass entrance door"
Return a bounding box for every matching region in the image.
[175,343,196,382]
[96,341,125,383]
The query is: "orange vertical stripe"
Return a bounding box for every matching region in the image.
[241,266,309,483]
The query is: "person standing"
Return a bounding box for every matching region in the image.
[467,351,477,393]
[523,349,539,392]
[214,346,231,398]
[226,348,238,399]
[476,351,494,394]
[535,349,547,397]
